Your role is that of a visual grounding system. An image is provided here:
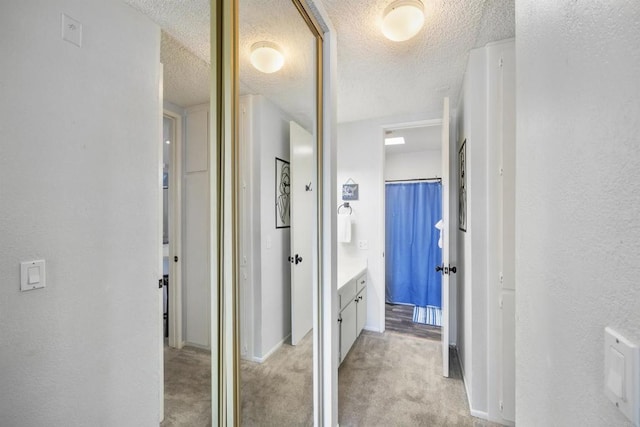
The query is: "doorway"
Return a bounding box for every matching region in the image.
[383,124,443,341]
[162,112,183,349]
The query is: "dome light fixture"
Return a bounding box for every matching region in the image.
[250,41,284,74]
[382,0,425,42]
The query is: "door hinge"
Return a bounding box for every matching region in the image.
[499,57,504,68]
[499,273,503,284]
[500,400,504,412]
[174,255,179,262]
[499,297,504,309]
[499,167,504,176]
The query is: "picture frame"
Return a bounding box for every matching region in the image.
[342,183,359,201]
[458,139,467,232]
[275,157,290,228]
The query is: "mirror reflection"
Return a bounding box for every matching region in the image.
[238,0,318,424]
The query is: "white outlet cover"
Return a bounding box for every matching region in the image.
[62,13,82,47]
[604,327,640,425]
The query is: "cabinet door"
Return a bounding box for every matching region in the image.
[356,287,367,336]
[340,300,357,363]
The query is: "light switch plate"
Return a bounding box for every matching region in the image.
[358,240,369,250]
[20,260,46,291]
[604,327,639,425]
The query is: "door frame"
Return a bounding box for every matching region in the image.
[163,110,184,349]
[379,117,444,331]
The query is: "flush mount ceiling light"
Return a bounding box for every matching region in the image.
[385,137,406,146]
[382,0,425,42]
[250,41,284,74]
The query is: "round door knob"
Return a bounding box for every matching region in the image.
[450,266,457,274]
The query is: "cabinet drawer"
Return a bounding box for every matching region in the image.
[338,279,356,311]
[355,273,367,293]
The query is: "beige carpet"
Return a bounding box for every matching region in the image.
[161,345,211,427]
[162,331,498,426]
[240,333,314,426]
[339,331,499,426]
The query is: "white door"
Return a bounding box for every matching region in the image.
[290,121,314,345]
[441,97,450,378]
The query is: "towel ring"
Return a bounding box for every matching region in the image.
[337,203,352,214]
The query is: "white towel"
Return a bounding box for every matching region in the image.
[337,213,352,243]
[434,219,444,249]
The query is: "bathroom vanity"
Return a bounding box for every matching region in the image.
[337,263,367,364]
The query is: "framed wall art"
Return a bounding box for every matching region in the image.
[458,139,467,232]
[275,157,290,228]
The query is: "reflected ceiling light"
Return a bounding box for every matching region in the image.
[382,0,425,42]
[385,137,406,145]
[250,41,284,73]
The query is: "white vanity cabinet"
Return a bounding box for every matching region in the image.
[338,270,367,364]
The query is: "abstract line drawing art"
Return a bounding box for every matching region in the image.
[275,157,290,228]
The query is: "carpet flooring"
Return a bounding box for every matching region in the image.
[162,331,498,426]
[161,345,211,427]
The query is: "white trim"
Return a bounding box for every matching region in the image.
[184,341,211,351]
[470,409,489,420]
[163,109,184,350]
[304,1,339,425]
[378,117,445,336]
[157,62,165,424]
[459,356,490,421]
[242,334,292,364]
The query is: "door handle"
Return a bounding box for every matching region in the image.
[435,264,444,273]
[295,254,303,265]
[449,265,457,274]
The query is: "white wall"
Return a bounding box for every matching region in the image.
[183,103,211,348]
[337,112,456,336]
[456,46,489,416]
[455,39,515,424]
[239,95,293,360]
[0,1,161,424]
[257,96,293,358]
[384,150,441,181]
[516,3,640,425]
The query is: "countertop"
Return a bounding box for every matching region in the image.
[337,260,367,291]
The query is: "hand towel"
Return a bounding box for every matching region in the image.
[338,213,352,243]
[434,219,444,249]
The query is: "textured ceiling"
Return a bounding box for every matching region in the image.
[125,0,514,120]
[238,0,317,129]
[160,31,209,108]
[385,125,441,154]
[322,0,514,123]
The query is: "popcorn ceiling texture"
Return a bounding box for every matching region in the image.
[161,31,210,108]
[126,0,514,121]
[322,0,514,122]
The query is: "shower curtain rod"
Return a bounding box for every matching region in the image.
[385,177,442,183]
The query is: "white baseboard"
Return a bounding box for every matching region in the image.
[246,334,291,364]
[458,356,489,421]
[184,341,210,351]
[363,325,383,333]
[470,409,489,420]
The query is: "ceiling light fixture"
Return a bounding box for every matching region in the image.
[250,41,284,74]
[385,137,406,146]
[382,0,425,42]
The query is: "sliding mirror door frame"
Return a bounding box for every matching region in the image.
[211,0,337,425]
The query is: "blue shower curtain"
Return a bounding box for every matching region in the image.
[385,182,442,315]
